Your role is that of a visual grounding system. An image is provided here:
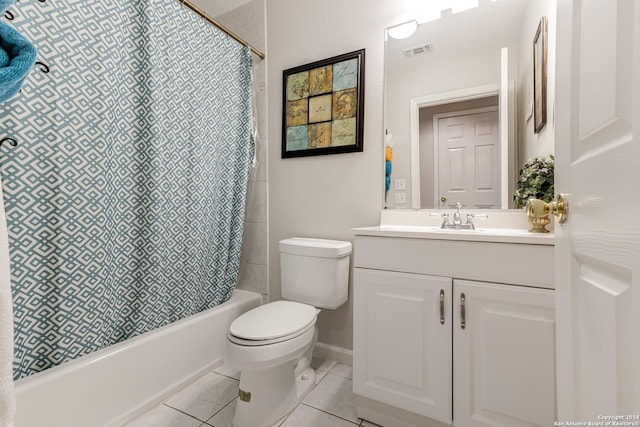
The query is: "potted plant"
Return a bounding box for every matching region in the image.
[513,155,554,209]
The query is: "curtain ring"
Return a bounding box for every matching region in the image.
[35,61,50,73]
[0,137,18,148]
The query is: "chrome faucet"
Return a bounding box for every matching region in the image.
[452,202,463,226]
[437,202,488,230]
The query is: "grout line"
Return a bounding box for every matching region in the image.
[213,372,241,381]
[161,403,207,423]
[299,403,359,425]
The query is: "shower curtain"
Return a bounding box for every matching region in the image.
[0,0,254,380]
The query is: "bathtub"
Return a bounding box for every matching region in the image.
[13,289,262,427]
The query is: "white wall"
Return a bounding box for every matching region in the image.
[266,0,425,350]
[517,0,556,166]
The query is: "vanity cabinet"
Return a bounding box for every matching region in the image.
[352,233,556,427]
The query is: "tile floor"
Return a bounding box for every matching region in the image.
[122,358,381,427]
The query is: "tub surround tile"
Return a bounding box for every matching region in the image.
[303,373,358,423]
[237,262,268,294]
[245,180,267,223]
[242,222,267,265]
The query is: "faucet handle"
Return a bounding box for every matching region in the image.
[467,213,488,219]
[465,212,488,230]
[430,212,449,218]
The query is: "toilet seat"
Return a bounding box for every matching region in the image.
[228,300,317,346]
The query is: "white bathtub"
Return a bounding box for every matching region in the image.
[13,289,262,427]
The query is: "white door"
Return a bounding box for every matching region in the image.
[353,269,453,424]
[555,0,640,420]
[438,110,501,209]
[453,280,556,427]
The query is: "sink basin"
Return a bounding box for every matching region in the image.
[354,210,554,244]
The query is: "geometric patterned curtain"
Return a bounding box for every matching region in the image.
[0,0,253,380]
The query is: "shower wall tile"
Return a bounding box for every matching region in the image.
[232,0,266,53]
[245,180,267,223]
[242,222,267,265]
[224,0,268,300]
[215,10,233,29]
[237,263,268,294]
[249,136,267,183]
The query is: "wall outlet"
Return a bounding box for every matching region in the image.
[395,192,406,204]
[394,179,407,190]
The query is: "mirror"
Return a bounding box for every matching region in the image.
[383,0,556,210]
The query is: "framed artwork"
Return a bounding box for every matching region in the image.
[282,49,365,158]
[533,16,547,134]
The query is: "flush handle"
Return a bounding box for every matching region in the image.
[439,289,445,325]
[460,293,466,330]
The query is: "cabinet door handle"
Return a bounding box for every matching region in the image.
[439,289,445,325]
[460,292,466,330]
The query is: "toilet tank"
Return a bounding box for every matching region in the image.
[279,237,352,309]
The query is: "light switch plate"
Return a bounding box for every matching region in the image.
[395,192,406,204]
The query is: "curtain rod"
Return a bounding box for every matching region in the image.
[179,0,266,60]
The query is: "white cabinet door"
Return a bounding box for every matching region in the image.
[353,269,453,424]
[453,280,556,427]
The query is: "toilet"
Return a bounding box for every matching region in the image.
[225,237,352,427]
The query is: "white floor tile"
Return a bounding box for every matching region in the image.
[312,356,337,372]
[279,404,358,427]
[329,363,353,380]
[360,419,384,427]
[303,373,358,423]
[122,404,201,427]
[164,372,239,421]
[206,404,235,427]
[212,364,241,380]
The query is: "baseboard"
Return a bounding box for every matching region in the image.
[313,342,353,366]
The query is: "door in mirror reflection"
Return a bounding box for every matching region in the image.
[437,108,500,209]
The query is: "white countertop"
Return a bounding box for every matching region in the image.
[352,210,555,245]
[352,225,554,245]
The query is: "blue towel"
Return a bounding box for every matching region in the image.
[0,0,36,103]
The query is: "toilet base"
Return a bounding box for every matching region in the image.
[232,361,316,427]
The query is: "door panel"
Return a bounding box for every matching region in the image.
[555,0,640,419]
[438,110,500,209]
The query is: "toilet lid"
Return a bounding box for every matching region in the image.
[229,300,317,341]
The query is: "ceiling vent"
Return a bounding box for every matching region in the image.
[403,43,433,58]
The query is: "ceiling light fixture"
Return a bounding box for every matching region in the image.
[386,20,419,40]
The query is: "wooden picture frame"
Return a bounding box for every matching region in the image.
[282,49,365,158]
[533,16,547,134]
